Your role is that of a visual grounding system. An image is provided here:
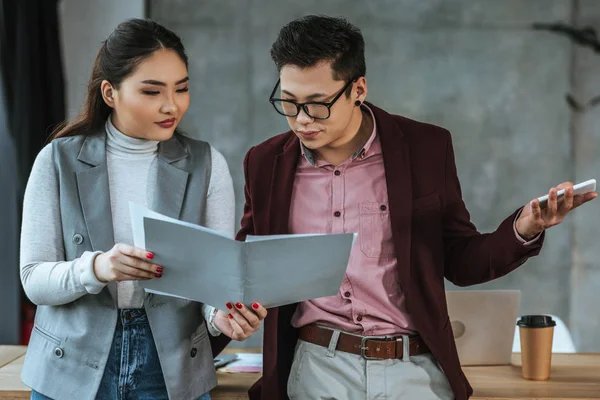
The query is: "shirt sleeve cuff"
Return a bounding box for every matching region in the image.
[202,304,222,336]
[78,251,107,294]
[514,209,542,245]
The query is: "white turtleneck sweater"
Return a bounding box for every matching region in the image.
[20,118,234,330]
[106,117,160,308]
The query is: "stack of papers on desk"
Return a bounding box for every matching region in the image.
[218,353,262,373]
[129,203,357,308]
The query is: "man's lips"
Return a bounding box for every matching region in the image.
[297,130,320,138]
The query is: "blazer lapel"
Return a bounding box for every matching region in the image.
[76,132,118,303]
[151,135,189,219]
[76,132,115,253]
[369,103,413,278]
[267,134,300,234]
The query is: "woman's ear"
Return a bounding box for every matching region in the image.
[100,80,116,108]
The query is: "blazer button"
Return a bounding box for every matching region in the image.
[54,347,64,358]
[72,234,84,245]
[190,348,197,358]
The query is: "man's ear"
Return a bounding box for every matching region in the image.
[354,76,368,104]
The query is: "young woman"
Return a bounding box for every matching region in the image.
[20,18,266,400]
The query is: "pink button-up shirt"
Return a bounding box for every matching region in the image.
[289,106,415,336]
[289,106,538,336]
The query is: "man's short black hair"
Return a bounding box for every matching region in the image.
[270,15,366,85]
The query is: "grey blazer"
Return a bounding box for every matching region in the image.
[21,131,217,400]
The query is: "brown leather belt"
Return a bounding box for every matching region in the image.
[298,324,430,360]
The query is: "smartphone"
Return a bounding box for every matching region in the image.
[537,179,596,208]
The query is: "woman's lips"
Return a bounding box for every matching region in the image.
[156,118,176,129]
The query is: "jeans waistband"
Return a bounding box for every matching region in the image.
[117,308,148,325]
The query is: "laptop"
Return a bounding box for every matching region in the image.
[445,290,520,366]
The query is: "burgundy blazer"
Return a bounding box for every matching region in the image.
[211,103,544,400]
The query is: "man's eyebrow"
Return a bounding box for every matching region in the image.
[281,89,328,101]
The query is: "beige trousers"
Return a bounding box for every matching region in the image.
[287,334,454,400]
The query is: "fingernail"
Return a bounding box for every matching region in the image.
[146,252,154,259]
[236,302,243,309]
[156,266,163,273]
[226,302,233,310]
[228,314,233,319]
[155,273,162,278]
[252,303,259,310]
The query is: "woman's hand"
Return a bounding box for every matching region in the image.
[213,302,268,341]
[93,243,163,282]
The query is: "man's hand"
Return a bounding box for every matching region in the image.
[213,302,268,341]
[516,181,597,240]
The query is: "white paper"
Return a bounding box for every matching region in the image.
[218,353,262,373]
[130,203,356,309]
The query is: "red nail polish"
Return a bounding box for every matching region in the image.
[226,302,233,310]
[155,273,162,278]
[156,266,163,273]
[235,302,243,309]
[252,303,259,310]
[146,252,154,259]
[228,314,233,319]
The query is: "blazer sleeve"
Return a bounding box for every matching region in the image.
[236,146,256,241]
[441,133,544,286]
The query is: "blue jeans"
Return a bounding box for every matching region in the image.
[31,309,211,400]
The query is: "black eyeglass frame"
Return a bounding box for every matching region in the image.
[268,78,358,120]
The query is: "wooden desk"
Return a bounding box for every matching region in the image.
[0,347,25,370]
[0,346,27,400]
[211,348,259,400]
[0,347,259,400]
[465,353,600,399]
[1,347,599,399]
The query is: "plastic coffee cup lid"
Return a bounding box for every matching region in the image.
[517,315,556,328]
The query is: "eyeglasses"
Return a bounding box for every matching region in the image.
[268,78,357,120]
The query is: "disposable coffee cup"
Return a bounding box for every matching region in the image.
[517,315,556,381]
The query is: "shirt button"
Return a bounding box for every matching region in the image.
[344,291,351,298]
[191,348,197,358]
[72,234,84,245]
[380,205,387,211]
[357,315,363,322]
[334,211,341,217]
[334,170,341,176]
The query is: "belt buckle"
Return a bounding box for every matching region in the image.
[360,335,388,360]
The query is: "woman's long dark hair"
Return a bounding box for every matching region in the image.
[49,18,188,141]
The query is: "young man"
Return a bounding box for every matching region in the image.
[236,15,596,400]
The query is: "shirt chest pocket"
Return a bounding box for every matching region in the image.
[359,202,395,258]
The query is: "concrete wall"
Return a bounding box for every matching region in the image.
[150,0,600,351]
[59,0,145,118]
[571,0,600,353]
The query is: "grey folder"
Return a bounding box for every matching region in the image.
[131,204,356,308]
